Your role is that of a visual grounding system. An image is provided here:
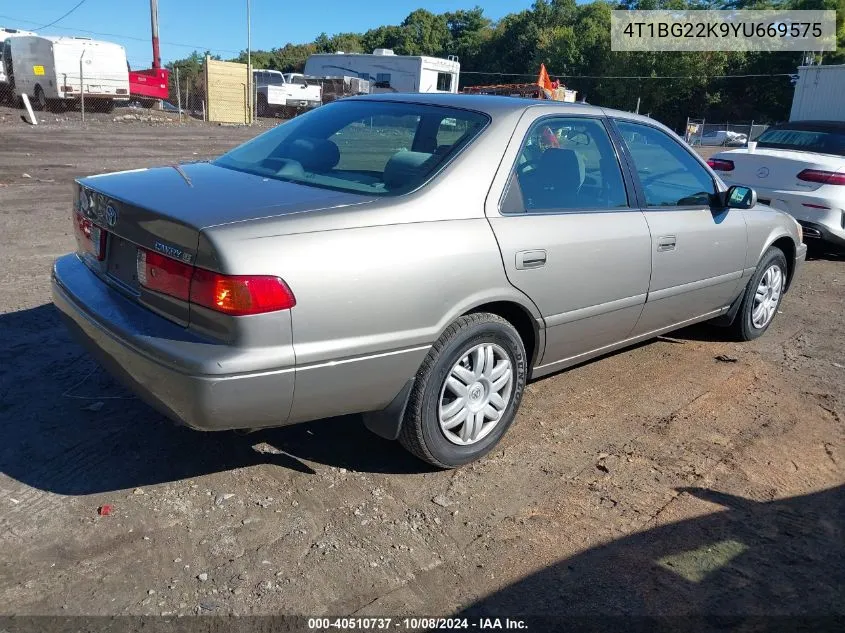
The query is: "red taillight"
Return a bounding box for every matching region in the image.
[190,269,296,316]
[136,247,296,316]
[74,211,106,260]
[137,249,192,300]
[707,158,735,172]
[802,202,831,210]
[797,169,845,186]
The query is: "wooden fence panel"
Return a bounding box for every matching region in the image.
[204,57,251,124]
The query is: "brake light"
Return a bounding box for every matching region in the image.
[707,158,735,172]
[137,249,192,301]
[797,169,845,186]
[190,269,296,316]
[136,247,296,315]
[74,211,106,260]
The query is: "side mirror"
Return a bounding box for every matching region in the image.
[724,185,756,209]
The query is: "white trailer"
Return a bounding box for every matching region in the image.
[304,49,460,94]
[7,36,129,112]
[0,27,36,99]
[789,64,845,122]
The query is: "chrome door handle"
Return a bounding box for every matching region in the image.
[516,249,547,269]
[656,236,676,252]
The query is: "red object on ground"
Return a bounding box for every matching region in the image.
[129,68,170,101]
[97,504,112,516]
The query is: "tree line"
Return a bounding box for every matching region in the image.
[169,0,845,131]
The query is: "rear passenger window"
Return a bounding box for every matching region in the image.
[505,117,629,213]
[616,120,716,207]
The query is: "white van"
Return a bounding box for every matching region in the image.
[7,36,129,111]
[304,49,460,94]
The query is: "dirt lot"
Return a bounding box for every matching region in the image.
[0,109,842,626]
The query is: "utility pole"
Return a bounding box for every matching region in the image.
[150,0,160,69]
[247,0,252,123]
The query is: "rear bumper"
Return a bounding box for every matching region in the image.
[797,221,845,250]
[726,180,845,245]
[51,254,295,431]
[793,242,808,284]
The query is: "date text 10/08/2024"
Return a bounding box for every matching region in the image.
[307,617,529,630]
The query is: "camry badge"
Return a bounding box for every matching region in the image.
[105,204,118,227]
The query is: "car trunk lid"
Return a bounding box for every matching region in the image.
[714,148,845,194]
[75,162,374,326]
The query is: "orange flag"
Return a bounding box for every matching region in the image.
[537,63,553,91]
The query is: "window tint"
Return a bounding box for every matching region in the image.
[507,117,628,212]
[214,100,488,196]
[616,120,716,207]
[375,73,391,87]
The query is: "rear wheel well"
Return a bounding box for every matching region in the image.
[771,236,796,291]
[467,301,539,369]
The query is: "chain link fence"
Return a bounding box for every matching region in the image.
[684,119,770,148]
[2,55,371,126]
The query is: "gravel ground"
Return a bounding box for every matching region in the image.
[0,110,842,624]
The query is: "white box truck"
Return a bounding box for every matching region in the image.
[304,49,460,94]
[789,64,845,123]
[0,27,36,101]
[6,35,129,112]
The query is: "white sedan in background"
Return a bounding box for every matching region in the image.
[709,121,845,251]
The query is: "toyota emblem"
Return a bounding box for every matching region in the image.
[105,204,118,227]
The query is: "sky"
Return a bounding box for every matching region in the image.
[1,0,537,69]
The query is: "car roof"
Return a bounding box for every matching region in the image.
[343,93,673,135]
[345,92,610,116]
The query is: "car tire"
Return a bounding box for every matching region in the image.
[399,313,527,468]
[730,246,788,341]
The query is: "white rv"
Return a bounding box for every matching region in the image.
[0,27,36,98]
[304,49,460,94]
[7,36,129,111]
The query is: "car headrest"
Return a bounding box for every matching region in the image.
[538,148,584,189]
[281,137,340,172]
[383,151,435,190]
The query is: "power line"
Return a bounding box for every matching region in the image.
[35,0,89,30]
[462,70,794,79]
[0,14,241,55]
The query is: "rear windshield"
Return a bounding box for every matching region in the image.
[756,126,845,157]
[214,100,489,195]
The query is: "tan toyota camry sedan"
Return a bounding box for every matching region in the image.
[53,93,806,467]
